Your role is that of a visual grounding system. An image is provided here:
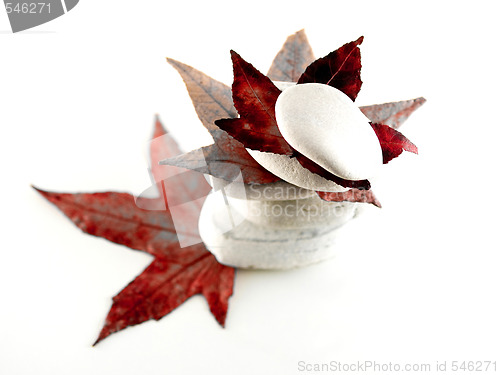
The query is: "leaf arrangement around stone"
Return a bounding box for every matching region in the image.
[35,30,424,344]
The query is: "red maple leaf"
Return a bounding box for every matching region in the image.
[215,50,293,155]
[297,36,364,101]
[167,32,423,206]
[34,118,235,345]
[370,122,418,164]
[215,49,371,190]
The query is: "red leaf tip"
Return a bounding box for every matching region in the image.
[230,49,239,60]
[32,185,49,198]
[297,35,364,101]
[408,142,418,155]
[370,122,418,164]
[153,116,167,139]
[317,189,381,208]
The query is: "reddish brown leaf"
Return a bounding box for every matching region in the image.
[165,59,280,184]
[294,150,371,190]
[35,189,175,257]
[167,58,237,136]
[95,246,233,344]
[160,131,281,185]
[297,36,364,101]
[267,29,315,82]
[316,189,381,208]
[360,97,426,129]
[215,50,293,155]
[34,119,235,344]
[370,122,418,164]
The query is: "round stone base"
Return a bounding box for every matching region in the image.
[198,192,360,269]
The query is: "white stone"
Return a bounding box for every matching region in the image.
[197,81,380,269]
[243,80,347,192]
[198,191,359,269]
[246,149,348,192]
[275,83,383,181]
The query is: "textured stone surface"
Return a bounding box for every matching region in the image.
[275,83,383,180]
[246,149,348,192]
[199,192,358,269]
[249,81,344,191]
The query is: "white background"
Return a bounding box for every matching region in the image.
[1,1,499,374]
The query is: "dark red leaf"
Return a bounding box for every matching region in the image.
[294,150,371,190]
[34,119,235,344]
[215,50,293,155]
[360,97,426,129]
[370,122,418,164]
[297,36,363,101]
[316,189,381,208]
[214,50,370,189]
[34,189,176,258]
[95,247,233,344]
[267,29,315,82]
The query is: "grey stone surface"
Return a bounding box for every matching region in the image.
[199,192,358,269]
